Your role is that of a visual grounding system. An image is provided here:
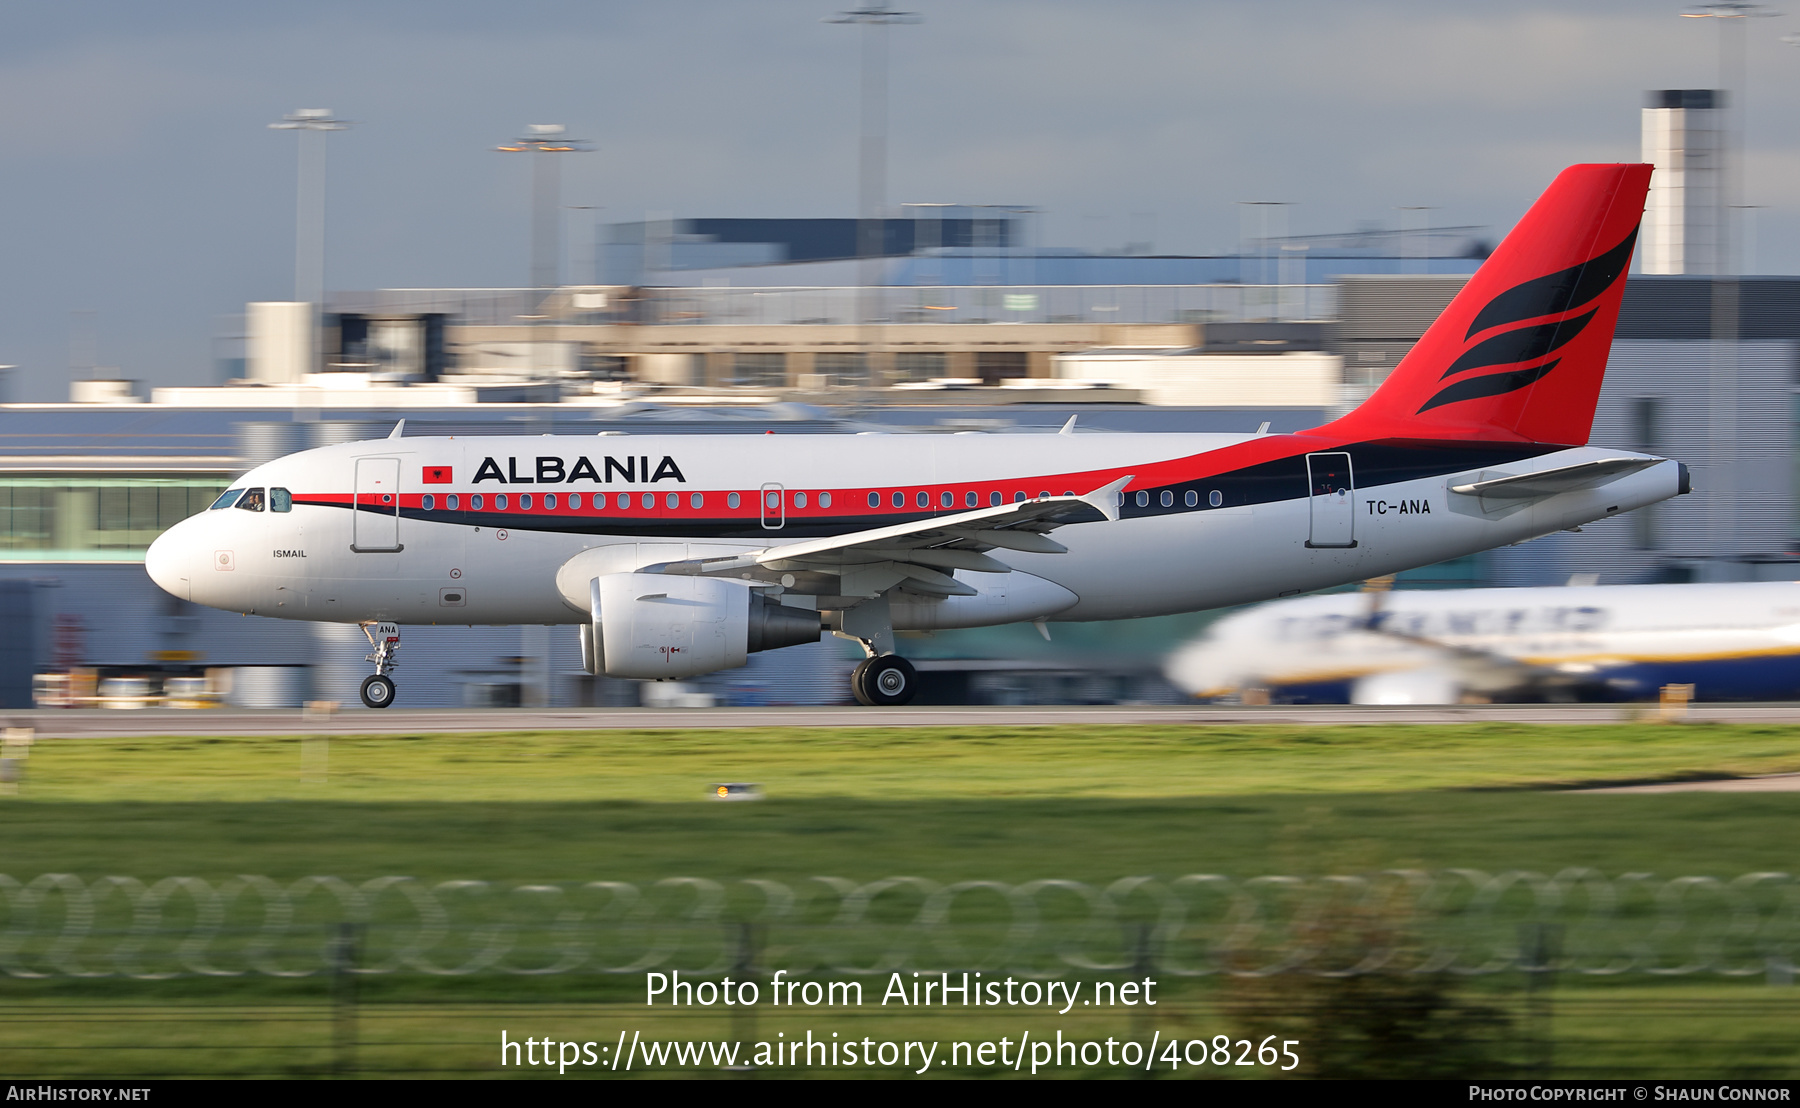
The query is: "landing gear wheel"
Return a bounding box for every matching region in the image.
[360,674,396,709]
[852,655,916,707]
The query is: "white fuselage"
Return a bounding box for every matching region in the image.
[145,431,1682,631]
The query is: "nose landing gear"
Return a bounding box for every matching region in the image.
[359,622,400,709]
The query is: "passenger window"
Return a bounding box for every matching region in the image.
[965,491,977,508]
[545,494,557,509]
[691,492,704,509]
[820,492,831,508]
[1210,490,1223,507]
[237,488,266,512]
[520,494,532,510]
[915,491,929,508]
[795,492,808,508]
[1185,490,1198,507]
[1161,491,1174,508]
[867,492,880,508]
[447,494,460,510]
[422,494,436,511]
[940,491,954,508]
[1014,492,1026,503]
[496,494,509,510]
[1135,491,1149,507]
[728,492,741,509]
[892,492,905,508]
[990,491,1001,506]
[565,494,577,509]
[666,492,679,509]
[210,489,245,510]
[641,493,654,509]
[471,494,484,510]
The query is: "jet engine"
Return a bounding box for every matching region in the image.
[582,572,823,680]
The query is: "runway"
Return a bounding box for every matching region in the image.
[15,701,1800,738]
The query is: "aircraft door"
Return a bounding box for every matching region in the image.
[760,483,785,530]
[352,456,404,552]
[1305,452,1356,548]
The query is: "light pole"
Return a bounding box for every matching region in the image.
[1680,2,1773,560]
[268,109,353,308]
[1396,206,1438,276]
[496,125,592,291]
[827,3,920,386]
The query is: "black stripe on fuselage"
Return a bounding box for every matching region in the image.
[318,439,1563,538]
[1115,439,1560,519]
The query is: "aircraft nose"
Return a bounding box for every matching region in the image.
[145,521,193,601]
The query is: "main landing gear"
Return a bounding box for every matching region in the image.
[360,622,400,709]
[851,654,917,707]
[836,595,918,707]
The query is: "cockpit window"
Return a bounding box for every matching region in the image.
[270,488,292,513]
[210,489,245,510]
[236,487,266,512]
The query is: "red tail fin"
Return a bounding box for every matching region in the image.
[1314,163,1650,446]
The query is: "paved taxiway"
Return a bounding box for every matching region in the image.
[16,701,1800,738]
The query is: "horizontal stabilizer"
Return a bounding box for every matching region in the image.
[1449,457,1659,500]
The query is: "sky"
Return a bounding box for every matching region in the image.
[4,0,1799,401]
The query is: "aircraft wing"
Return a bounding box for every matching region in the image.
[651,475,1132,598]
[1449,457,1659,500]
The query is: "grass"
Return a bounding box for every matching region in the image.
[11,721,1800,804]
[0,721,1797,1078]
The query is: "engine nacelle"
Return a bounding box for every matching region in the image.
[594,573,823,680]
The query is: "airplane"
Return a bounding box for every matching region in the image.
[145,163,1687,709]
[1164,580,1800,705]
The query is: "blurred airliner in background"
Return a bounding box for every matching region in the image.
[1165,581,1800,704]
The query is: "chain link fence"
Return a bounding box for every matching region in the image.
[2,870,1796,982]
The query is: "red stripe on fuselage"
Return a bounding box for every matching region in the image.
[287,432,1353,520]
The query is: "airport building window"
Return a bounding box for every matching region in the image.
[0,475,230,561]
[731,352,788,388]
[422,494,436,511]
[728,492,741,509]
[895,352,946,382]
[816,352,869,385]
